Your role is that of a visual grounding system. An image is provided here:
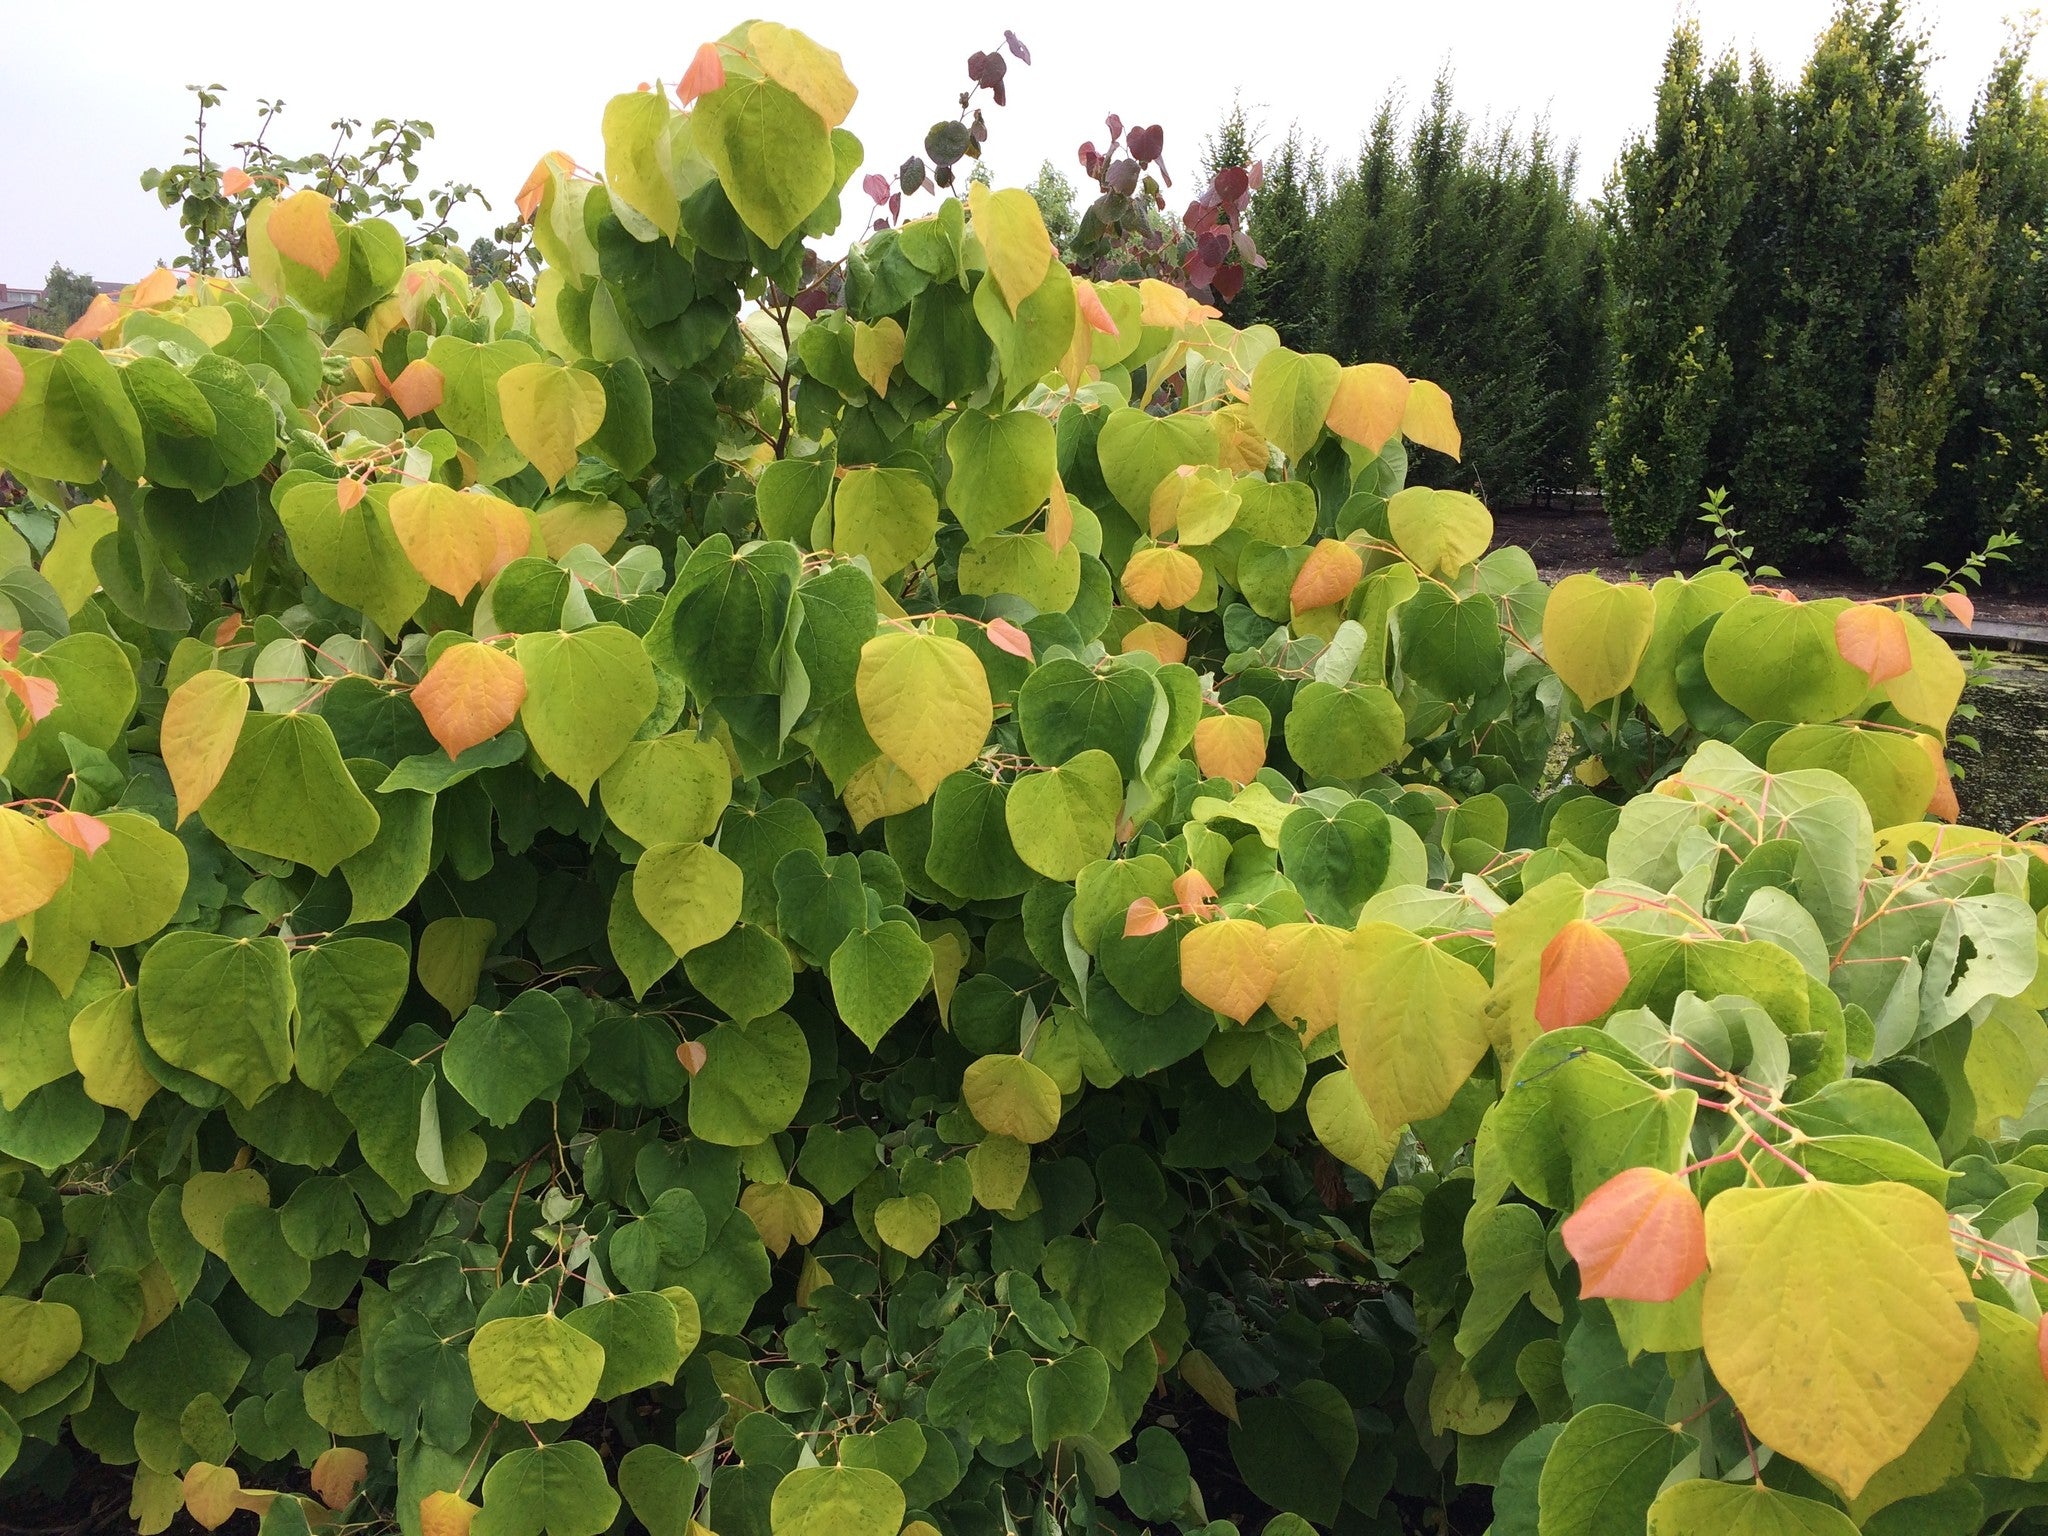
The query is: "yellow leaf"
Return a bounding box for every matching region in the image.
[1545,573,1658,710]
[1192,712,1265,787]
[420,1492,479,1536]
[739,1181,825,1258]
[1701,1181,1978,1499]
[1325,363,1410,453]
[962,1053,1063,1143]
[1339,923,1490,1134]
[1121,622,1187,665]
[1307,1070,1398,1180]
[310,1448,369,1512]
[1264,922,1351,1040]
[267,191,341,279]
[0,806,74,924]
[851,317,905,398]
[1121,546,1203,610]
[498,363,608,489]
[161,669,249,825]
[536,498,627,560]
[854,631,992,800]
[747,21,858,128]
[1402,378,1461,458]
[1385,486,1492,577]
[1178,1348,1241,1423]
[413,643,527,760]
[182,1463,242,1532]
[842,755,928,830]
[967,1134,1030,1211]
[388,483,502,601]
[1179,918,1276,1023]
[968,183,1055,315]
[70,989,157,1118]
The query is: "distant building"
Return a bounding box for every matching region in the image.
[1,279,127,328]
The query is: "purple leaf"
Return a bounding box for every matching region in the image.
[1004,29,1031,64]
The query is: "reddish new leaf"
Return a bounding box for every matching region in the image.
[0,345,23,421]
[1075,281,1120,337]
[1534,918,1629,1032]
[1939,591,1976,629]
[1124,897,1169,937]
[984,617,1033,662]
[222,167,254,196]
[1561,1166,1707,1302]
[678,42,726,106]
[1173,867,1218,918]
[3,668,58,722]
[334,477,366,513]
[382,359,445,419]
[43,811,111,858]
[677,1039,708,1075]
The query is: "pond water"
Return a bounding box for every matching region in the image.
[1956,655,2048,834]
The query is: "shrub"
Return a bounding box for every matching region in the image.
[0,21,2042,1536]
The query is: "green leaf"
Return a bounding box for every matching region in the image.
[693,76,835,247]
[688,1011,810,1146]
[276,481,429,637]
[1028,1347,1110,1451]
[829,916,932,1049]
[0,1297,82,1393]
[1005,750,1122,881]
[875,1192,942,1257]
[565,1292,684,1397]
[925,771,1032,899]
[516,625,657,798]
[1284,681,1406,781]
[291,936,407,1093]
[769,1464,905,1536]
[444,990,574,1127]
[1704,596,1867,724]
[1278,801,1392,925]
[200,711,380,874]
[833,467,939,577]
[1646,1481,1859,1536]
[476,1440,621,1536]
[947,409,1057,541]
[1043,1223,1168,1366]
[0,341,145,482]
[1016,657,1157,777]
[139,933,295,1108]
[221,1205,311,1316]
[618,1444,701,1536]
[468,1311,606,1423]
[1536,1403,1696,1536]
[1249,348,1340,463]
[1226,1380,1360,1525]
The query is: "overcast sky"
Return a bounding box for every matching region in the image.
[2,1,2033,285]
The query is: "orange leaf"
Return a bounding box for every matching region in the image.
[269,190,342,279]
[413,643,527,760]
[1834,603,1912,686]
[1290,538,1363,614]
[1173,867,1217,917]
[1120,621,1186,664]
[1534,918,1629,1032]
[1045,474,1074,554]
[388,483,501,600]
[1122,546,1203,610]
[420,1491,480,1536]
[43,810,111,858]
[310,1448,369,1512]
[677,1039,709,1075]
[678,42,727,106]
[1920,735,1958,822]
[1560,1165,1706,1302]
[162,669,249,825]
[222,167,254,196]
[211,614,243,648]
[1179,917,1276,1023]
[1324,363,1409,454]
[515,152,572,224]
[0,346,22,419]
[132,268,179,307]
[1075,280,1120,336]
[4,668,58,722]
[66,294,121,342]
[1124,896,1169,937]
[0,806,75,924]
[1402,378,1461,459]
[479,499,535,585]
[335,478,366,513]
[985,617,1033,661]
[385,359,445,419]
[1192,713,1264,787]
[1938,591,1975,629]
[0,630,21,663]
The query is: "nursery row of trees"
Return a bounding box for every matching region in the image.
[1189,1,2048,582]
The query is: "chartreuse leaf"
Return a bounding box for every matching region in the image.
[0,1296,83,1392]
[693,74,836,248]
[1005,750,1122,881]
[476,1439,620,1536]
[1647,1481,1859,1535]
[947,408,1056,542]
[962,1054,1062,1143]
[1386,486,1493,576]
[515,625,657,798]
[633,842,743,956]
[833,467,938,577]
[139,933,294,1108]
[770,1464,904,1536]
[1250,348,1340,463]
[1701,1181,1978,1498]
[200,711,380,874]
[499,363,607,489]
[854,630,991,799]
[1339,923,1490,1136]
[1544,574,1656,709]
[689,1011,809,1146]
[468,1311,606,1423]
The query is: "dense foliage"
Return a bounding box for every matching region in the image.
[2,20,2047,1536]
[1599,3,2048,580]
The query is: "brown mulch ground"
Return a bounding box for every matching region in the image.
[1492,507,2048,629]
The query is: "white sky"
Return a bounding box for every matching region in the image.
[2,0,2032,285]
